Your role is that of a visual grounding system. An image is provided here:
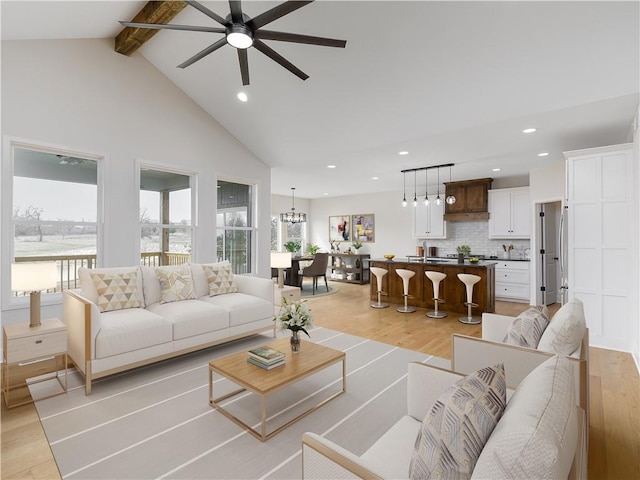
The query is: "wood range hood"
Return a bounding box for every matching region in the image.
[443,178,493,221]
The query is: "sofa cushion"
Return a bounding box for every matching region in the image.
[472,355,577,480]
[503,305,549,348]
[537,299,585,355]
[94,308,172,359]
[202,261,238,296]
[203,292,272,327]
[410,364,506,480]
[190,263,210,298]
[156,265,196,304]
[146,299,229,340]
[360,416,421,479]
[89,270,142,313]
[79,266,145,308]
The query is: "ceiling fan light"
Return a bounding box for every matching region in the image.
[227,25,253,49]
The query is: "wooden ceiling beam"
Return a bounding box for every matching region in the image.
[115,1,187,56]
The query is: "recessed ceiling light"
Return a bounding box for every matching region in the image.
[398,151,409,155]
[492,168,501,172]
[327,165,337,169]
[237,92,248,102]
[372,176,379,180]
[537,152,549,157]
[522,128,537,134]
[323,192,329,195]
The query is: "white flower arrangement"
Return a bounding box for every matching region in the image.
[274,298,313,337]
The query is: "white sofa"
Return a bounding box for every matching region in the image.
[451,300,589,423]
[63,263,274,394]
[302,357,587,480]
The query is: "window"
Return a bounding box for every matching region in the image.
[140,168,193,266]
[12,147,99,295]
[217,180,255,274]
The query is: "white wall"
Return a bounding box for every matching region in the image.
[633,106,640,373]
[1,39,271,326]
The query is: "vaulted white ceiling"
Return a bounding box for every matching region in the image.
[3,1,639,198]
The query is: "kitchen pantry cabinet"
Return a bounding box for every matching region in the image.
[488,187,531,238]
[413,201,446,239]
[495,260,530,302]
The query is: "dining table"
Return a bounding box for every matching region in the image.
[286,255,315,287]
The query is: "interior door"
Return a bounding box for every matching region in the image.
[540,202,560,304]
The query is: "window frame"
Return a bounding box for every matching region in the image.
[2,137,104,309]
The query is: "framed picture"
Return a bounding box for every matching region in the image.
[352,214,375,242]
[329,215,350,242]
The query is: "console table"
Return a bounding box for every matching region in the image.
[329,253,370,284]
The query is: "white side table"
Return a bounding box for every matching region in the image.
[2,317,68,408]
[274,284,301,310]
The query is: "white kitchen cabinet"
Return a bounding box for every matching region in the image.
[495,260,530,302]
[413,200,446,239]
[488,187,531,238]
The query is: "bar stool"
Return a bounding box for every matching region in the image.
[457,273,481,324]
[370,267,389,309]
[425,271,447,318]
[396,269,416,313]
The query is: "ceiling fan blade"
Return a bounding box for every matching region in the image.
[119,21,225,34]
[177,37,228,69]
[185,0,228,26]
[238,49,250,85]
[247,1,314,30]
[253,39,309,81]
[255,30,346,48]
[229,0,243,24]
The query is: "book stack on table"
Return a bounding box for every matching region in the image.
[247,346,285,370]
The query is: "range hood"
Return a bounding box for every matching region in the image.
[443,178,493,221]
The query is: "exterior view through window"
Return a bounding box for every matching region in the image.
[12,148,98,295]
[217,180,254,274]
[140,168,192,267]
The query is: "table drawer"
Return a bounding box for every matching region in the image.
[6,330,66,364]
[496,269,529,284]
[495,261,530,271]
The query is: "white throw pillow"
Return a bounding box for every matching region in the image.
[503,305,549,348]
[471,355,578,480]
[537,299,585,355]
[410,364,506,480]
[155,264,196,304]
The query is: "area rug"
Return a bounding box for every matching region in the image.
[33,329,450,479]
[299,282,339,298]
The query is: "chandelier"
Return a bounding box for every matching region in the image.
[280,187,307,223]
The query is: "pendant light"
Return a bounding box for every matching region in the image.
[424,168,430,205]
[280,187,307,223]
[445,164,457,205]
[413,171,418,207]
[402,172,407,207]
[435,167,442,206]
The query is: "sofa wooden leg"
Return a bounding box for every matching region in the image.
[85,361,92,395]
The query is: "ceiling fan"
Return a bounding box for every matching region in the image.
[120,0,346,86]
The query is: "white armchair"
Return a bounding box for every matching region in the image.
[302,361,587,480]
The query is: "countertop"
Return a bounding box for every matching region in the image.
[370,257,498,267]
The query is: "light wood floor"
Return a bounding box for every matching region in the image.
[2,282,639,479]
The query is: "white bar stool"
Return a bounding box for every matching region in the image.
[457,273,481,324]
[396,269,416,313]
[370,267,389,309]
[425,271,447,318]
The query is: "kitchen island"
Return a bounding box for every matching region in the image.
[369,258,496,314]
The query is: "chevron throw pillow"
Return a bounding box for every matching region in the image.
[202,261,238,296]
[409,364,507,480]
[504,305,550,348]
[90,270,142,313]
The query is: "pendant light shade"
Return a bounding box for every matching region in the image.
[445,164,457,205]
[280,187,306,223]
[402,172,407,207]
[435,167,442,205]
[412,171,418,207]
[424,168,430,205]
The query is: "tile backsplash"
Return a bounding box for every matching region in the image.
[418,221,531,259]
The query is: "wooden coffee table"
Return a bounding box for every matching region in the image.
[208,337,346,441]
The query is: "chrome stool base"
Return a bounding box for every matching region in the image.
[371,302,390,309]
[397,306,417,313]
[427,311,448,319]
[458,315,481,324]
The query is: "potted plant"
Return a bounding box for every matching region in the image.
[306,243,321,256]
[273,298,313,353]
[283,241,301,255]
[351,239,363,254]
[456,245,471,263]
